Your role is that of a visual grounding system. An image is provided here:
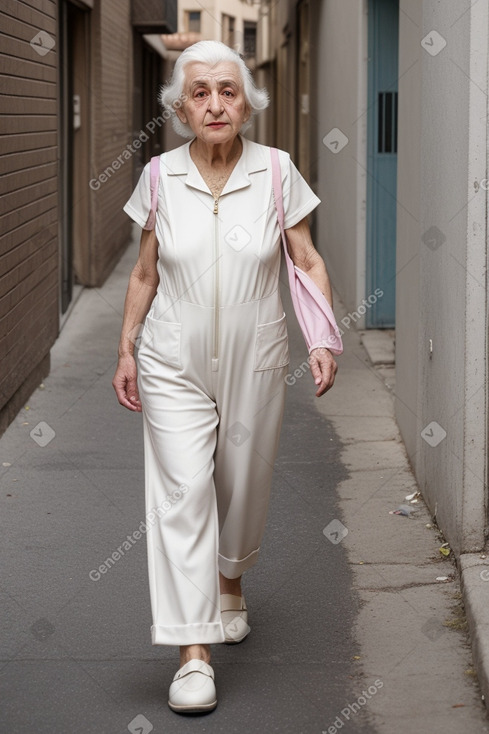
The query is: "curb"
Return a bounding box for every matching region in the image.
[460,553,489,711]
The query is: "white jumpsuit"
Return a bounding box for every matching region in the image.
[123,135,320,645]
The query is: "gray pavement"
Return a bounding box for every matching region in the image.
[1,226,488,733]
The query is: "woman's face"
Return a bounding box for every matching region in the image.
[176,61,250,145]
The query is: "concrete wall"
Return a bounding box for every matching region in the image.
[255,0,488,554]
[395,0,422,461]
[396,0,488,553]
[314,0,368,316]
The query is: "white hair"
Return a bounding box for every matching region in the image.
[159,40,269,138]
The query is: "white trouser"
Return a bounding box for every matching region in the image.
[137,296,288,645]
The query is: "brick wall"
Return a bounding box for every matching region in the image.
[0,0,59,429]
[87,0,133,285]
[0,0,175,434]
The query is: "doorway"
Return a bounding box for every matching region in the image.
[366,0,399,327]
[59,1,90,315]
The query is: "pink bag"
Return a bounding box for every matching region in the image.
[143,156,161,231]
[270,148,343,355]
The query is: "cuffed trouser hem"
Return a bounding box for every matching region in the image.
[151,622,226,646]
[218,547,260,579]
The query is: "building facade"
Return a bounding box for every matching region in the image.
[0,0,176,433]
[177,0,259,61]
[256,0,488,555]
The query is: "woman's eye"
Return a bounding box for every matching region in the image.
[223,90,234,98]
[195,91,207,98]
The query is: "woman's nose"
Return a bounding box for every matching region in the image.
[209,89,223,116]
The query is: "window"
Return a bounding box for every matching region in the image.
[186,11,201,33]
[222,14,235,48]
[377,91,398,153]
[243,21,257,58]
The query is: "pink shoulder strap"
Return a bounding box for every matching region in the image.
[270,147,285,232]
[143,155,160,230]
[270,147,293,268]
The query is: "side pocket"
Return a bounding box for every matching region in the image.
[143,315,182,368]
[254,312,289,371]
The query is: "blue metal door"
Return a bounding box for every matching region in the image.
[366,0,399,327]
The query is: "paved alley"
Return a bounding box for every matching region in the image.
[1,228,488,734]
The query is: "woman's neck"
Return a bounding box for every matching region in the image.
[190,135,242,168]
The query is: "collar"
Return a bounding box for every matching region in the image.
[163,134,269,196]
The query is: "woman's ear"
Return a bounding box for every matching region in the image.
[174,103,188,124]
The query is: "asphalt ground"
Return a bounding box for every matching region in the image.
[1,227,488,733]
[0,231,369,734]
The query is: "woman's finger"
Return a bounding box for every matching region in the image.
[309,355,323,385]
[126,376,141,406]
[112,372,142,411]
[310,351,337,396]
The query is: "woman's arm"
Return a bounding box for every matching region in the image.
[112,228,159,411]
[284,216,338,397]
[285,217,333,306]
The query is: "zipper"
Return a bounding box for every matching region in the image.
[212,195,220,371]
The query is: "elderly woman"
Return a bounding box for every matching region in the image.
[113,40,337,713]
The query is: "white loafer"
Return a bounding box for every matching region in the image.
[168,659,217,713]
[220,594,251,644]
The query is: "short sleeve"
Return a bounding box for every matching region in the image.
[123,162,151,228]
[279,151,321,230]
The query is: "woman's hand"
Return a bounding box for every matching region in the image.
[112,355,142,412]
[285,218,339,397]
[113,229,159,413]
[309,347,338,397]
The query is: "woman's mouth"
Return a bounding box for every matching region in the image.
[208,122,227,128]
